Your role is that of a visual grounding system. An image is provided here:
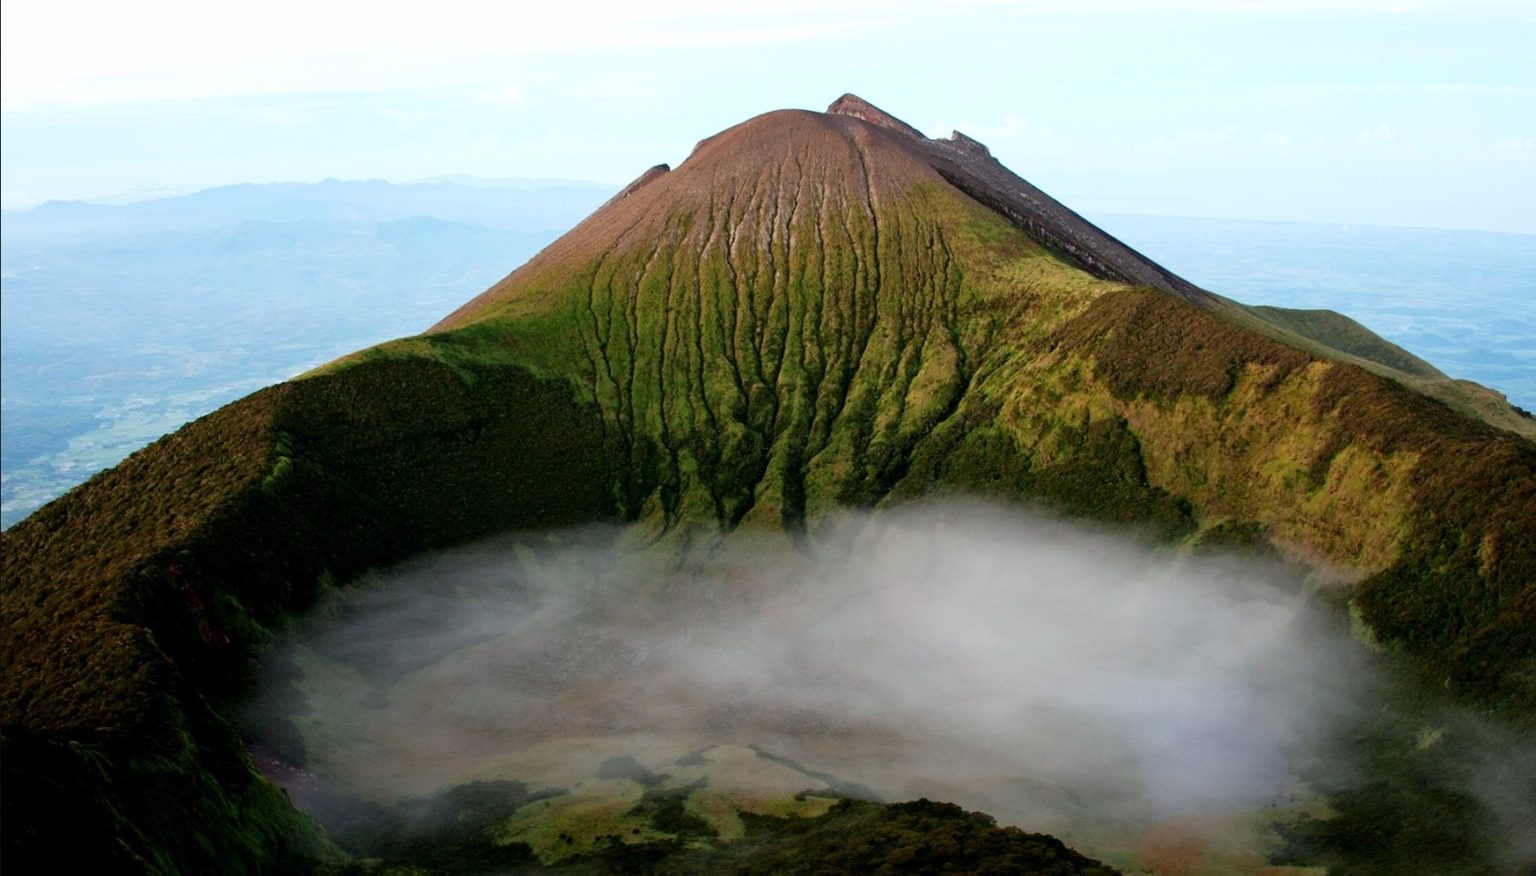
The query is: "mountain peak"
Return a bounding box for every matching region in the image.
[826,93,928,140]
[437,95,1215,329]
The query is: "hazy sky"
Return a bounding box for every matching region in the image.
[3,0,1534,232]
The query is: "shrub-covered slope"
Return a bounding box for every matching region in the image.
[3,95,1533,871]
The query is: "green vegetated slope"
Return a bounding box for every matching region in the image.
[1243,304,1443,379]
[427,107,1534,707]
[1221,299,1536,438]
[3,99,1534,872]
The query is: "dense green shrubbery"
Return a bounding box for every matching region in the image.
[1353,436,1536,712]
[326,780,548,874]
[894,398,1194,539]
[1272,675,1536,876]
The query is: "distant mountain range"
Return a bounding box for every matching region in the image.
[1,176,616,239]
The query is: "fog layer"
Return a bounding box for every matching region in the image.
[246,500,1390,836]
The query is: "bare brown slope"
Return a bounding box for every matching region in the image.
[435,107,964,330]
[438,99,1206,331]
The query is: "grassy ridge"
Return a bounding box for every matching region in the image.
[1220,297,1536,439]
[1244,304,1443,379]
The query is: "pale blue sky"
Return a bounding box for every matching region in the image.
[3,0,1534,232]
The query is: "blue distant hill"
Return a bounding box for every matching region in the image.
[1,176,615,238]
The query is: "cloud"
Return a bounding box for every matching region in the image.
[1174,125,1238,145]
[1141,125,1241,158]
[478,85,524,105]
[245,501,1364,823]
[242,497,1536,866]
[1493,136,1535,158]
[922,112,1066,157]
[1355,124,1399,146]
[248,107,308,127]
[0,1,889,110]
[1257,131,1295,151]
[233,497,1536,866]
[963,0,1536,14]
[241,499,1536,869]
[1265,82,1525,100]
[9,0,1527,110]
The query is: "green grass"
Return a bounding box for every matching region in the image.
[1244,304,1443,379]
[1217,296,1536,440]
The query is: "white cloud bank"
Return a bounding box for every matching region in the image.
[5,0,1531,110]
[248,501,1363,828]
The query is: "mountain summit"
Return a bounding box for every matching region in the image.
[441,93,1207,333]
[3,95,1533,872]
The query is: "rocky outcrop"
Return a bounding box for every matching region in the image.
[602,163,670,209]
[826,93,928,139]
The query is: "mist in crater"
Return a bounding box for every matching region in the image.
[240,499,1535,868]
[247,503,1347,810]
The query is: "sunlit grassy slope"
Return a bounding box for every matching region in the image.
[3,100,1532,872]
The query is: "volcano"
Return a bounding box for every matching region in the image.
[3,95,1533,873]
